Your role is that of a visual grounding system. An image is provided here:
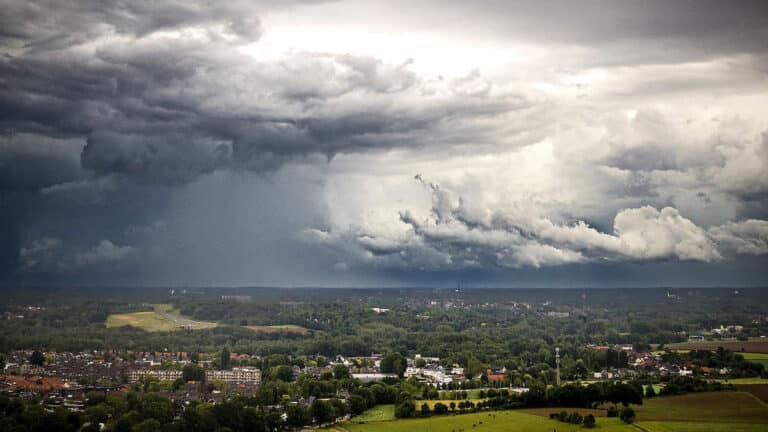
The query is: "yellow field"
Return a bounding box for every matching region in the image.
[106,304,217,332]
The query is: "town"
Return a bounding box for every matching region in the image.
[1,286,767,431]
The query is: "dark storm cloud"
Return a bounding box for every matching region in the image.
[0,5,529,187]
[0,0,269,50]
[0,134,85,191]
[0,0,535,283]
[1,0,767,285]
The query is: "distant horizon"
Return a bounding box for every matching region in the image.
[3,284,766,290]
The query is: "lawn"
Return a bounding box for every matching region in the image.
[352,405,394,422]
[324,410,634,432]
[106,304,217,332]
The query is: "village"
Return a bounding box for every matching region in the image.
[0,341,741,415]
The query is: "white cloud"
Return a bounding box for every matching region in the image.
[303,177,765,271]
[709,220,768,255]
[71,240,136,269]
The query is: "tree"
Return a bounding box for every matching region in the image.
[619,407,636,424]
[285,404,310,428]
[381,352,407,378]
[172,378,184,392]
[394,400,416,418]
[131,418,161,432]
[645,384,656,398]
[333,364,350,380]
[433,402,449,415]
[348,395,367,415]
[310,400,335,424]
[607,383,643,406]
[139,393,174,424]
[182,363,204,382]
[272,365,294,382]
[220,347,231,370]
[30,350,45,367]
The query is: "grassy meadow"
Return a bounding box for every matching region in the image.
[329,391,768,432]
[329,409,634,432]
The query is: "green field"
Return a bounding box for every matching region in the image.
[634,391,768,423]
[106,304,217,332]
[741,353,768,368]
[329,391,768,432]
[352,405,394,422]
[326,409,634,432]
[715,377,768,385]
[640,422,768,431]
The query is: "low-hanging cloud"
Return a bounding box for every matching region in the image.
[20,237,135,273]
[304,178,766,271]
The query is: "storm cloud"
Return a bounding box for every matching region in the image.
[1,1,767,286]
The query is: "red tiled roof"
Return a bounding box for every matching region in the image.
[1,375,67,390]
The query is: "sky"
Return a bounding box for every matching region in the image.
[1,0,767,287]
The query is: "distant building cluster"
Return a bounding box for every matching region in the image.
[128,367,262,385]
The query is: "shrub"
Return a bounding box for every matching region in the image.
[619,407,636,424]
[645,385,656,398]
[394,401,415,418]
[433,403,449,415]
[583,413,596,428]
[606,406,618,417]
